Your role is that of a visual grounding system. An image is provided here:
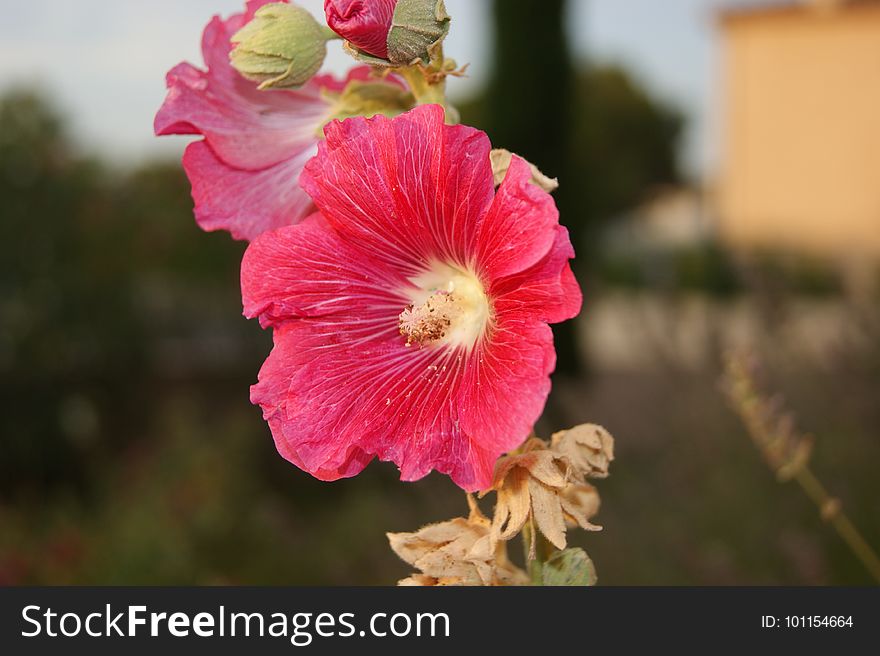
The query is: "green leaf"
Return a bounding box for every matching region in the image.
[539,548,598,586]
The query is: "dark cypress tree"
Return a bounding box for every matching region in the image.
[487,0,582,376]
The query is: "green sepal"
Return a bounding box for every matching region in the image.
[341,41,398,68]
[387,0,451,66]
[321,79,416,129]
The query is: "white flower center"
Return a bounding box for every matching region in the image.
[398,263,490,350]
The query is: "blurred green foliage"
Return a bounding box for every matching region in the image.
[596,244,742,297]
[482,0,581,375]
[595,245,849,299]
[0,89,255,494]
[574,66,683,224]
[462,62,684,255]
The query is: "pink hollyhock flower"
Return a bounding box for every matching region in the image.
[241,105,581,492]
[324,0,399,59]
[155,0,361,241]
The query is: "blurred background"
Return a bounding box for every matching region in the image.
[2,0,879,585]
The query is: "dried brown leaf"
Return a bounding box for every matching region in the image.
[388,503,528,586]
[490,148,560,193]
[398,574,439,586]
[486,435,607,550]
[528,477,567,550]
[492,466,531,541]
[551,424,615,479]
[560,482,602,532]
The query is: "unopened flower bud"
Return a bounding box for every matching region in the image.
[231,3,328,90]
[387,0,450,66]
[324,0,399,60]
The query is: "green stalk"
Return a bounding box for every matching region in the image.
[398,65,447,107]
[521,518,542,585]
[795,467,880,583]
[723,352,880,584]
[522,516,559,585]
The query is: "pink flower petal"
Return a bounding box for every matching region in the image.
[300,105,494,273]
[245,106,581,491]
[254,323,375,481]
[241,214,407,328]
[476,155,559,279]
[458,319,558,486]
[325,0,399,59]
[491,226,583,324]
[155,3,331,171]
[182,141,316,242]
[156,58,331,172]
[156,2,386,240]
[253,313,501,489]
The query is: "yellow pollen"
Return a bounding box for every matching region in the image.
[399,292,456,347]
[398,263,490,350]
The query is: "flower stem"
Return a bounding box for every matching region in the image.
[794,466,880,583]
[522,515,558,585]
[398,65,447,107]
[320,27,342,41]
[723,351,880,584]
[521,517,541,584]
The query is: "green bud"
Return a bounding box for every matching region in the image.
[387,0,451,66]
[230,3,328,90]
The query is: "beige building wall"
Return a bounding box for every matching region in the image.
[717,1,880,258]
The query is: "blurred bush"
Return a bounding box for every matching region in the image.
[461,62,684,257]
[0,89,256,494]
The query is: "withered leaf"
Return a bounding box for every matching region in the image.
[491,465,531,541]
[551,424,615,479]
[388,498,528,586]
[528,476,567,550]
[490,148,559,193]
[487,437,601,552]
[560,482,602,532]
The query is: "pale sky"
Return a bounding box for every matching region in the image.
[0,0,759,178]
